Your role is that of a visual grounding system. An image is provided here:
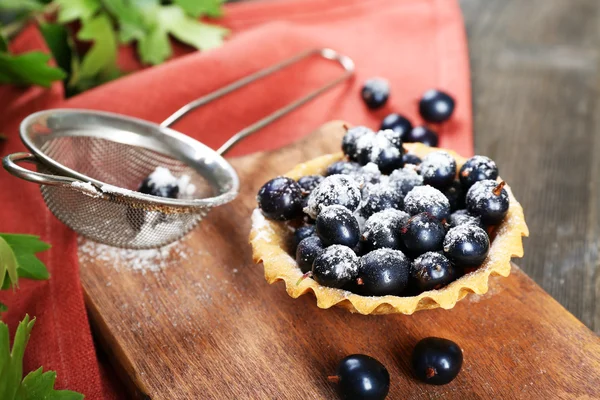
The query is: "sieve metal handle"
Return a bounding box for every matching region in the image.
[160,48,355,156]
[3,152,92,188]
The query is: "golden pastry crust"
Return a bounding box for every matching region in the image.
[250,143,529,315]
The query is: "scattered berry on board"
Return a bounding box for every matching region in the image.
[329,354,390,400]
[418,89,456,123]
[361,78,390,109]
[412,337,463,385]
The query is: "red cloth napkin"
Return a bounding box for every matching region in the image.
[0,0,471,398]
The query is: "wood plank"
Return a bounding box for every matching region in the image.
[80,121,600,399]
[460,0,600,333]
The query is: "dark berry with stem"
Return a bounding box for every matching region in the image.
[412,337,463,385]
[327,161,361,176]
[466,180,509,225]
[361,78,390,109]
[316,205,360,247]
[361,209,409,252]
[312,245,359,288]
[380,113,413,140]
[401,213,446,256]
[443,180,465,211]
[403,153,422,166]
[406,126,439,147]
[459,155,498,189]
[297,175,323,196]
[355,248,411,296]
[443,224,490,267]
[404,186,451,222]
[296,236,325,273]
[293,225,316,250]
[329,354,390,400]
[342,126,374,161]
[419,89,456,123]
[448,209,484,230]
[411,252,455,291]
[257,177,304,220]
[419,151,457,189]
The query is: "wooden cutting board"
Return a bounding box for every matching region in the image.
[79,121,600,399]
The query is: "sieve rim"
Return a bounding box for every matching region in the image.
[19,109,240,210]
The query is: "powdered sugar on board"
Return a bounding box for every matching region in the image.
[78,237,193,274]
[251,208,275,243]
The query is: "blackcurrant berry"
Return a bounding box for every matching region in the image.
[404,185,451,222]
[361,209,409,253]
[296,236,325,273]
[388,167,424,196]
[412,337,463,385]
[359,183,403,219]
[257,177,304,220]
[326,161,361,176]
[448,209,484,230]
[443,224,490,267]
[466,180,509,225]
[411,252,455,291]
[406,126,439,147]
[297,175,323,196]
[342,126,374,161]
[442,180,465,211]
[304,175,362,219]
[316,205,361,247]
[312,245,359,288]
[138,167,180,198]
[369,133,403,174]
[356,248,411,296]
[459,155,498,189]
[329,354,390,400]
[402,153,422,166]
[351,163,382,186]
[419,151,457,189]
[418,89,455,123]
[380,113,412,140]
[293,225,316,250]
[361,78,390,109]
[401,213,446,256]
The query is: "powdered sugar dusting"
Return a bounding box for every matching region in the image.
[389,167,423,195]
[251,208,274,242]
[363,209,408,239]
[420,151,456,180]
[71,181,100,197]
[304,174,361,219]
[443,224,489,251]
[404,185,450,215]
[316,245,359,279]
[467,179,507,206]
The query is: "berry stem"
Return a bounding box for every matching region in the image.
[492,181,506,196]
[342,123,350,132]
[296,272,312,286]
[426,367,437,379]
[356,277,364,286]
[327,375,340,384]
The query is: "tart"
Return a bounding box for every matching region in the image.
[250,128,528,315]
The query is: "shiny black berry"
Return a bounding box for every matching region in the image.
[361,78,390,109]
[404,186,451,222]
[293,225,316,250]
[406,126,439,147]
[297,175,323,196]
[355,248,411,296]
[443,224,490,267]
[342,126,374,161]
[296,236,324,273]
[257,177,303,220]
[401,213,446,256]
[329,354,390,400]
[418,89,455,123]
[448,210,484,230]
[316,205,360,247]
[312,245,359,288]
[402,153,422,166]
[419,151,457,189]
[373,146,403,175]
[304,175,362,219]
[361,209,409,253]
[411,252,455,291]
[443,180,465,211]
[459,155,499,189]
[380,113,412,139]
[359,184,403,219]
[466,180,509,225]
[412,337,463,385]
[327,161,361,176]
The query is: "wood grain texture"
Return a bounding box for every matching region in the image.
[460,0,600,333]
[80,122,600,399]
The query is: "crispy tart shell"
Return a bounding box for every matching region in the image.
[250,143,529,315]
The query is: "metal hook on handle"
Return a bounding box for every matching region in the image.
[160,48,355,156]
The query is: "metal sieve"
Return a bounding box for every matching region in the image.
[2,48,355,249]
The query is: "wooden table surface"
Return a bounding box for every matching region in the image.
[459,0,600,333]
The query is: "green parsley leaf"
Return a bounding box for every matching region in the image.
[0,234,51,289]
[55,0,100,23]
[102,0,147,44]
[0,51,66,87]
[0,236,18,290]
[0,34,8,52]
[0,316,84,400]
[0,0,44,12]
[39,23,73,79]
[75,12,117,80]
[173,0,224,18]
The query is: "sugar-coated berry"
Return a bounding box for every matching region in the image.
[412,337,463,385]
[419,151,457,189]
[380,113,413,140]
[297,175,323,196]
[404,185,451,221]
[459,155,499,189]
[419,89,456,123]
[361,78,390,109]
[342,126,374,161]
[411,252,455,291]
[389,167,424,196]
[402,153,422,166]
[368,132,403,174]
[296,236,324,273]
[466,180,509,225]
[138,167,180,198]
[356,248,411,296]
[316,205,361,247]
[361,209,409,252]
[293,225,316,250]
[406,126,439,147]
[401,213,446,256]
[443,224,490,267]
[448,209,484,230]
[312,245,360,288]
[304,175,362,219]
[380,129,404,151]
[330,354,390,400]
[326,161,361,176]
[257,177,304,220]
[359,183,403,218]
